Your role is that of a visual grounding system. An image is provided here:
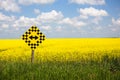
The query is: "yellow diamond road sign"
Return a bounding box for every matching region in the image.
[22,26,45,49]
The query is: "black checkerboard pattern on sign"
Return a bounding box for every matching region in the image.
[22,34,28,41]
[22,26,45,49]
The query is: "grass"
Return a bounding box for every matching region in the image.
[0,38,120,80]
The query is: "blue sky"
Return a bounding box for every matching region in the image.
[0,0,120,38]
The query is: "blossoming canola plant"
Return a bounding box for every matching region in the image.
[0,38,120,61]
[0,38,120,80]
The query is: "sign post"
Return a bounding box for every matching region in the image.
[31,50,34,63]
[22,25,45,63]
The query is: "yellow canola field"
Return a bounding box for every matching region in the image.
[0,38,120,62]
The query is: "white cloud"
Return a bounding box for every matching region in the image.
[111,28,117,32]
[37,10,63,23]
[0,12,16,30]
[79,7,108,17]
[34,9,40,14]
[13,16,38,27]
[0,12,15,21]
[41,25,51,30]
[18,0,55,5]
[0,0,20,12]
[15,27,19,31]
[78,7,108,25]
[95,26,102,30]
[112,18,120,26]
[110,18,120,32]
[69,0,105,5]
[56,26,62,32]
[1,24,9,28]
[79,15,88,19]
[13,10,63,28]
[60,18,73,24]
[92,17,102,24]
[59,18,86,27]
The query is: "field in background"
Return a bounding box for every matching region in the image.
[0,38,120,80]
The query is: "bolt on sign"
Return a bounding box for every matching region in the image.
[22,25,45,63]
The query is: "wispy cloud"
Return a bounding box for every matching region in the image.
[79,7,108,17]
[41,25,51,30]
[79,7,108,25]
[112,18,120,26]
[0,12,16,21]
[37,10,63,23]
[110,18,120,32]
[34,9,41,14]
[69,0,105,5]
[0,0,20,12]
[59,18,86,27]
[12,10,63,29]
[1,24,9,28]
[18,0,55,5]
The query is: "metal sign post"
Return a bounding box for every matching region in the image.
[22,25,45,63]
